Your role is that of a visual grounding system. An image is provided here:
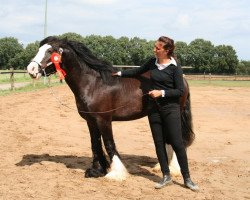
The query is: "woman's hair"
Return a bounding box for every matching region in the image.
[158,36,175,57]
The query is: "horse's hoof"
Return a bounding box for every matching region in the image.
[85,168,106,178]
[105,169,128,181]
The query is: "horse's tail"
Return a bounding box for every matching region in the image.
[181,80,195,147]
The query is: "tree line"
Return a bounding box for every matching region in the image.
[0,32,249,75]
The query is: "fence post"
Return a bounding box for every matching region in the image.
[48,76,51,85]
[234,72,237,81]
[32,79,36,87]
[10,67,15,90]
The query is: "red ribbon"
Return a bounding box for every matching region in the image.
[50,52,66,80]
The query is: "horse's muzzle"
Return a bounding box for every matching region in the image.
[27,61,42,79]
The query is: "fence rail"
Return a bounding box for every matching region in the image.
[1,67,250,90]
[0,68,28,90]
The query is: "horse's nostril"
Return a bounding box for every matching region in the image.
[29,73,36,79]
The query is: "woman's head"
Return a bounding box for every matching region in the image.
[154,36,175,59]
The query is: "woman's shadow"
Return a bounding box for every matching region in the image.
[15,153,160,182]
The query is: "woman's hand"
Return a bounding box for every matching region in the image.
[112,72,118,76]
[148,90,162,98]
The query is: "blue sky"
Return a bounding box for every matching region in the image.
[0,0,249,60]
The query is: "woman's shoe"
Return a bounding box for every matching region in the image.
[184,178,199,191]
[155,174,173,189]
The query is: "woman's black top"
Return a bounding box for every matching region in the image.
[121,57,184,105]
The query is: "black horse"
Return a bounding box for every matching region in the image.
[27,36,194,180]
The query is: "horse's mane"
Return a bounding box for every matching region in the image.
[67,40,116,73]
[40,36,117,82]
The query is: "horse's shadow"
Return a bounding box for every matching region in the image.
[16,153,160,182]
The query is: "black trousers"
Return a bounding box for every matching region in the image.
[148,100,190,178]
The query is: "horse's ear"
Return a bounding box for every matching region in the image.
[61,48,70,56]
[59,48,63,55]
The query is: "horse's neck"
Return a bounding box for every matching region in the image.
[63,59,98,95]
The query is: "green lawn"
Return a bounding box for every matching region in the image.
[0,71,31,83]
[0,71,58,83]
[0,80,63,96]
[187,80,250,87]
[1,79,249,96]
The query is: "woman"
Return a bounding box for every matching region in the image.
[112,36,198,191]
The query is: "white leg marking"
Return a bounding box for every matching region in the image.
[152,145,181,176]
[169,152,181,177]
[152,162,161,173]
[105,155,128,181]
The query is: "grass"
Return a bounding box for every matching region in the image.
[187,80,250,87]
[0,72,30,83]
[1,78,249,96]
[0,81,63,96]
[0,71,58,83]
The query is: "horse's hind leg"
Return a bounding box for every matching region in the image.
[96,117,128,181]
[85,120,110,178]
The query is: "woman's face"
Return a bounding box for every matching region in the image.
[153,41,168,59]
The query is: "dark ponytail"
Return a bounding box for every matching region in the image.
[158,36,175,58]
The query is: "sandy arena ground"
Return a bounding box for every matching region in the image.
[0,84,249,200]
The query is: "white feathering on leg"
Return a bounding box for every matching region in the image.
[152,144,181,177]
[169,152,181,177]
[105,155,128,181]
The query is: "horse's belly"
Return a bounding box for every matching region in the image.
[112,111,148,121]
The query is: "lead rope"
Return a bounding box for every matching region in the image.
[43,69,148,114]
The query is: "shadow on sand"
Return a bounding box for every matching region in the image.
[16,153,160,182]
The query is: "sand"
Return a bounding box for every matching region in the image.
[0,85,249,200]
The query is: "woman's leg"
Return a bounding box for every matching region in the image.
[161,105,199,191]
[161,105,189,177]
[148,105,170,175]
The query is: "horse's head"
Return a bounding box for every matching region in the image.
[27,37,66,79]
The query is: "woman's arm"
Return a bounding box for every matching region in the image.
[113,58,154,77]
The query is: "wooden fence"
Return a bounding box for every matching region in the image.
[0,68,27,90]
[1,67,250,90]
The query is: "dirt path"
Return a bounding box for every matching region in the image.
[0,85,249,200]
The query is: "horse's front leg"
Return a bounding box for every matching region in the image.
[96,117,128,181]
[85,120,110,178]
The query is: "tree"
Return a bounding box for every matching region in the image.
[0,37,23,69]
[116,36,132,65]
[213,45,238,74]
[236,60,250,75]
[175,41,188,66]
[1,33,241,73]
[186,39,214,73]
[59,32,84,43]
[129,37,154,65]
[9,41,39,69]
[83,35,112,63]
